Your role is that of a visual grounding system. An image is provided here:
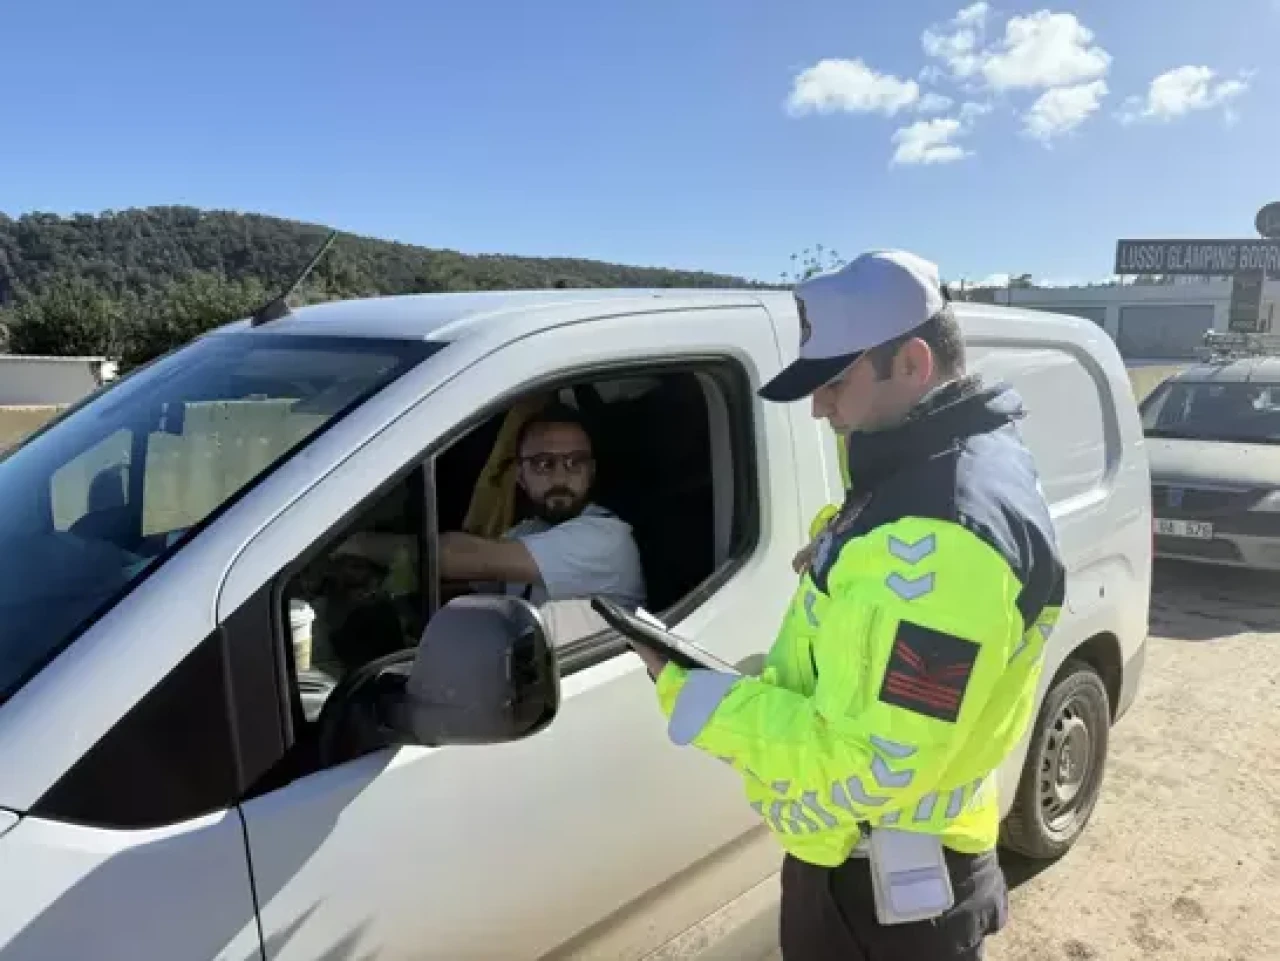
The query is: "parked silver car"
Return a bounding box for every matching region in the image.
[1141,333,1280,570]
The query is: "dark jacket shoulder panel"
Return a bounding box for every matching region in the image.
[812,381,1065,629]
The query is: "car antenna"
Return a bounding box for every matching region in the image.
[250,229,339,326]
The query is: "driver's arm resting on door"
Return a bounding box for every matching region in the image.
[438,531,542,584]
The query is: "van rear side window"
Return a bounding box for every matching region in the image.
[970,346,1110,504]
[0,332,437,706]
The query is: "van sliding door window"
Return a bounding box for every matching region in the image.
[0,332,437,706]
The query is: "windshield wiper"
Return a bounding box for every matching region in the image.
[1146,428,1278,444]
[1145,429,1202,440]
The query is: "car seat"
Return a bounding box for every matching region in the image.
[585,374,714,614]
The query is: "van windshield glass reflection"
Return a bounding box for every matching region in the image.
[0,331,437,705]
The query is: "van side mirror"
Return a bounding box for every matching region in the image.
[394,595,560,746]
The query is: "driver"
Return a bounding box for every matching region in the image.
[439,403,647,611]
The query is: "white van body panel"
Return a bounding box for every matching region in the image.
[950,307,1151,807]
[0,811,261,961]
[0,290,1150,961]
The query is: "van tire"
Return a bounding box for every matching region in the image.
[1000,658,1110,860]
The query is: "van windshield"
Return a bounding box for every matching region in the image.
[0,330,437,704]
[1142,380,1280,444]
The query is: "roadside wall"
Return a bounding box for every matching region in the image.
[0,356,116,405]
[981,280,1280,361]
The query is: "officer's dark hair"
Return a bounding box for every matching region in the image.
[866,301,966,381]
[514,401,595,456]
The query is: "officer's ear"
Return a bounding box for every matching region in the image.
[897,337,935,386]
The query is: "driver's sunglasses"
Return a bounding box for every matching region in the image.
[518,451,595,476]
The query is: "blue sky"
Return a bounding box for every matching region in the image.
[2,0,1274,285]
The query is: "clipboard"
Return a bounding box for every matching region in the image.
[590,596,740,674]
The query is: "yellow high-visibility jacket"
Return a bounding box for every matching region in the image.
[653,379,1065,867]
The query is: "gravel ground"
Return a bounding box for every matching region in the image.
[990,560,1280,961]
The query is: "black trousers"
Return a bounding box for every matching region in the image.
[779,846,1008,960]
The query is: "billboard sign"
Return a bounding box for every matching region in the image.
[1228,272,1265,333]
[1115,239,1280,275]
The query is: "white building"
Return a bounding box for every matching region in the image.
[0,355,118,406]
[973,279,1280,363]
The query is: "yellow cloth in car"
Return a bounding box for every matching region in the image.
[462,393,553,539]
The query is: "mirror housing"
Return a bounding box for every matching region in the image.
[392,595,560,747]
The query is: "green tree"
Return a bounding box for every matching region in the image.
[121,272,270,368]
[781,244,846,285]
[4,278,124,357]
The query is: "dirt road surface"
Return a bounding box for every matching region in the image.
[990,561,1280,961]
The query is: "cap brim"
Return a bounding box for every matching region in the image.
[758,352,862,402]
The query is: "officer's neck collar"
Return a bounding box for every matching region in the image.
[844,376,1013,493]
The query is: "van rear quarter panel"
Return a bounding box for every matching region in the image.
[961,307,1152,809]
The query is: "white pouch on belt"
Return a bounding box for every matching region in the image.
[867,827,955,926]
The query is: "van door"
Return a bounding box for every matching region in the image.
[223,305,802,960]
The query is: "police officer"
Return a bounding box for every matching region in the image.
[628,249,1065,960]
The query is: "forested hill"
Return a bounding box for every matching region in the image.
[0,206,757,365]
[0,206,753,303]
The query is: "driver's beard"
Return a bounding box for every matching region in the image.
[532,489,588,525]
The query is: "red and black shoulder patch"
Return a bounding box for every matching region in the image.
[878,621,979,723]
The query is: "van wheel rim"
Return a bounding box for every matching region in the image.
[1038,698,1094,831]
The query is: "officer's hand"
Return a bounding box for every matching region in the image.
[628,640,669,680]
[792,540,817,574]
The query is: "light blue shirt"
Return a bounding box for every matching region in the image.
[502,503,647,610]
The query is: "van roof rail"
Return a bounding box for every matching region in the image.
[1198,330,1280,363]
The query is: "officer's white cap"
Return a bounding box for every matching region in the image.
[759,249,948,403]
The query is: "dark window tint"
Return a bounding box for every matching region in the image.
[1143,380,1280,443]
[0,331,439,706]
[33,631,239,828]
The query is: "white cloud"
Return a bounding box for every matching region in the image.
[979,11,1111,91]
[892,94,991,167]
[923,7,1111,93]
[921,4,990,80]
[1117,65,1250,124]
[954,2,990,27]
[786,58,920,117]
[1024,80,1108,143]
[917,92,956,114]
[891,118,970,166]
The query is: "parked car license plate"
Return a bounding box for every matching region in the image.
[1153,518,1214,540]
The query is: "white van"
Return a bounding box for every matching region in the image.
[0,290,1150,961]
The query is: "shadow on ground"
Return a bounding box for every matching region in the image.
[1149,559,1280,641]
[1000,850,1062,891]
